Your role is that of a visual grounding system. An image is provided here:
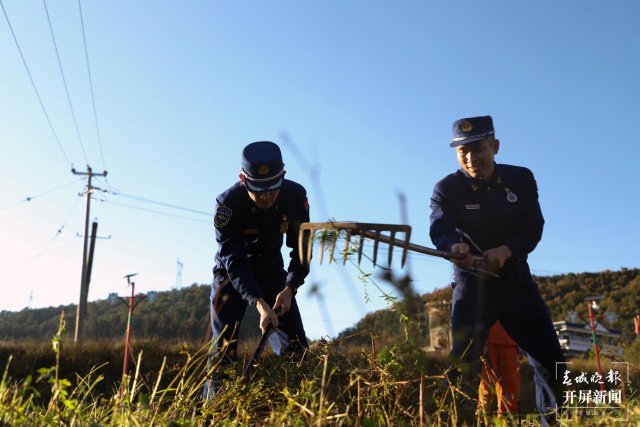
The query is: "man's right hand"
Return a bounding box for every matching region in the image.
[255,298,278,334]
[450,243,474,268]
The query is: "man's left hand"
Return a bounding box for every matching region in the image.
[273,286,293,316]
[483,245,512,272]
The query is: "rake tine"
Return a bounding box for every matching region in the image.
[298,227,308,264]
[305,229,315,265]
[388,231,396,267]
[401,228,411,267]
[372,230,380,267]
[329,229,338,263]
[318,228,326,265]
[357,231,365,265]
[342,231,351,265]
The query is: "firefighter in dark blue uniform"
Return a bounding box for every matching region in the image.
[429,116,566,425]
[210,141,310,367]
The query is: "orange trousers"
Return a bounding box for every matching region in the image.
[478,322,520,415]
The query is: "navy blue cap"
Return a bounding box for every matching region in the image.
[450,115,495,147]
[241,141,285,192]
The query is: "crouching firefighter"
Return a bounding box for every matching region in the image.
[204,140,310,398]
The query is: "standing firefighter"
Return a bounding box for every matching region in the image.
[206,141,310,394]
[429,116,566,425]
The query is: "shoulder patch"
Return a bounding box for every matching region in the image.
[214,206,233,228]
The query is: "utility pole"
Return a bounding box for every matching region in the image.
[85,221,99,294]
[72,166,107,343]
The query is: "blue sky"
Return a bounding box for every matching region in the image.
[1,1,639,340]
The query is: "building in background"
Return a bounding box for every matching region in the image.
[424,300,623,360]
[424,300,452,353]
[554,318,622,359]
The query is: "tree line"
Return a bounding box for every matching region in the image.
[0,284,259,343]
[1,268,639,345]
[340,267,640,347]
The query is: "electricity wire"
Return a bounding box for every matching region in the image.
[280,133,365,323]
[93,177,211,218]
[35,195,82,258]
[103,188,211,217]
[98,198,211,224]
[0,178,84,211]
[0,0,72,167]
[42,0,89,165]
[94,176,122,195]
[77,0,106,171]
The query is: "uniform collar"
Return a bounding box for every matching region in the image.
[459,163,502,190]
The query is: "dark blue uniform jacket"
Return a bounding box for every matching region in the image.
[213,179,310,304]
[430,163,544,285]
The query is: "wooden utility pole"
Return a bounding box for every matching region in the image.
[72,166,107,342]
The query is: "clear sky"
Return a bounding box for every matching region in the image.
[1,1,639,341]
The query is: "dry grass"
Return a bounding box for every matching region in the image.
[0,318,638,426]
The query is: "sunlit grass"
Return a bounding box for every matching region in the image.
[0,315,638,426]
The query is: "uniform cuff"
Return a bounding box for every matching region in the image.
[285,272,302,288]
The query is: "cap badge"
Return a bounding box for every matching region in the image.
[461,120,473,132]
[258,165,269,175]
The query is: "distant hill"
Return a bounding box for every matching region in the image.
[2,268,639,346]
[0,283,260,343]
[340,267,640,346]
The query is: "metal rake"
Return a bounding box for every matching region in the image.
[298,221,499,278]
[299,221,464,265]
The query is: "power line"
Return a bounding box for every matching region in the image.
[0,0,72,167]
[77,0,106,172]
[93,177,213,222]
[280,132,329,219]
[104,188,211,217]
[35,195,82,258]
[93,177,212,217]
[0,178,84,211]
[278,132,364,322]
[42,0,89,165]
[98,198,211,224]
[94,176,123,195]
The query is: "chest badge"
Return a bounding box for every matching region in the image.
[280,214,289,234]
[465,204,481,210]
[505,187,518,203]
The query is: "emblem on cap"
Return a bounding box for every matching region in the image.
[258,165,269,175]
[460,120,473,132]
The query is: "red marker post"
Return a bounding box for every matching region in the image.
[109,273,156,397]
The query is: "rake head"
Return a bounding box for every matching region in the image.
[298,222,412,268]
[298,221,501,280]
